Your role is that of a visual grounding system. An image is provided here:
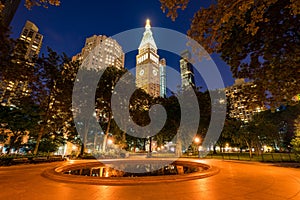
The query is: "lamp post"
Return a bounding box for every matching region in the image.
[194,137,201,158]
[147,136,152,158]
[107,139,113,145]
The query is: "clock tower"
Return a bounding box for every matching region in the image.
[136,19,160,97]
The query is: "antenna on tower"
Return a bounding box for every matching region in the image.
[145,19,151,29]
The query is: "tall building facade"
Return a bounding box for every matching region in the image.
[180,50,195,88]
[225,79,265,123]
[19,20,43,59]
[72,35,124,70]
[136,19,160,97]
[159,58,166,97]
[0,0,21,27]
[0,21,43,106]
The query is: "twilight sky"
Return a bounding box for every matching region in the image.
[10,0,234,88]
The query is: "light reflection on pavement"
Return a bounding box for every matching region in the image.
[0,159,299,200]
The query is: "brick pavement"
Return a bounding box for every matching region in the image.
[0,159,299,200]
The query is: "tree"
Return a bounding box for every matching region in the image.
[73,66,127,154]
[0,16,13,68]
[154,95,180,150]
[24,0,60,9]
[0,37,35,83]
[291,115,300,161]
[248,114,277,155]
[95,67,126,152]
[0,1,60,19]
[261,103,300,151]
[0,2,4,12]
[0,1,60,15]
[32,48,79,155]
[218,118,243,153]
[218,109,278,157]
[127,88,154,151]
[160,0,300,107]
[0,97,40,153]
[36,132,64,153]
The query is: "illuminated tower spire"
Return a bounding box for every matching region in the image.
[139,19,157,50]
[145,19,151,29]
[136,19,160,97]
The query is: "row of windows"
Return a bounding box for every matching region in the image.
[137,53,149,64]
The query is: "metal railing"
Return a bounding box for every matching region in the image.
[185,152,299,162]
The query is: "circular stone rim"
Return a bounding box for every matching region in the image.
[42,158,219,185]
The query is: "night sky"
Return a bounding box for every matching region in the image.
[10,0,234,88]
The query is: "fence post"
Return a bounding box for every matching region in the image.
[279,153,283,162]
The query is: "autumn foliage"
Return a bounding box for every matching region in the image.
[160,0,300,107]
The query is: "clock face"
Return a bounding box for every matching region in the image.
[139,69,144,76]
[152,69,157,76]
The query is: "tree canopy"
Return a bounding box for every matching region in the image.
[0,0,60,12]
[24,0,60,9]
[160,0,300,107]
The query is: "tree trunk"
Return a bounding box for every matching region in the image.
[80,123,89,156]
[176,131,182,157]
[121,131,127,149]
[33,88,55,155]
[213,145,217,154]
[93,133,97,151]
[176,139,182,157]
[6,147,10,154]
[133,138,137,152]
[245,140,252,158]
[102,134,108,152]
[33,126,44,155]
[80,142,84,156]
[143,138,146,151]
[255,142,263,156]
[102,113,112,152]
[149,137,152,153]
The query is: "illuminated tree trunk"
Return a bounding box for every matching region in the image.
[176,131,182,157]
[245,140,252,158]
[33,127,44,155]
[102,112,112,152]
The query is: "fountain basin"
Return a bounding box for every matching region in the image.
[42,158,219,185]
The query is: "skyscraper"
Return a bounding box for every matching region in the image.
[19,20,43,59]
[0,0,21,27]
[159,58,166,98]
[225,79,265,123]
[136,19,160,97]
[0,21,43,106]
[72,35,124,70]
[180,50,195,88]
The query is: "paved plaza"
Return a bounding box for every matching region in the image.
[0,159,300,200]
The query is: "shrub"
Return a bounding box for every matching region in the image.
[291,137,300,162]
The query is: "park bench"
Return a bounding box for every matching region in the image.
[31,156,48,163]
[12,157,29,164]
[48,155,64,161]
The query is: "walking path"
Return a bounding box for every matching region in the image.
[0,159,299,200]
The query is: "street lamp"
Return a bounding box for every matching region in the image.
[194,137,201,158]
[194,137,200,144]
[107,139,113,145]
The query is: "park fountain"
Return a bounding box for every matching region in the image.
[42,158,219,185]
